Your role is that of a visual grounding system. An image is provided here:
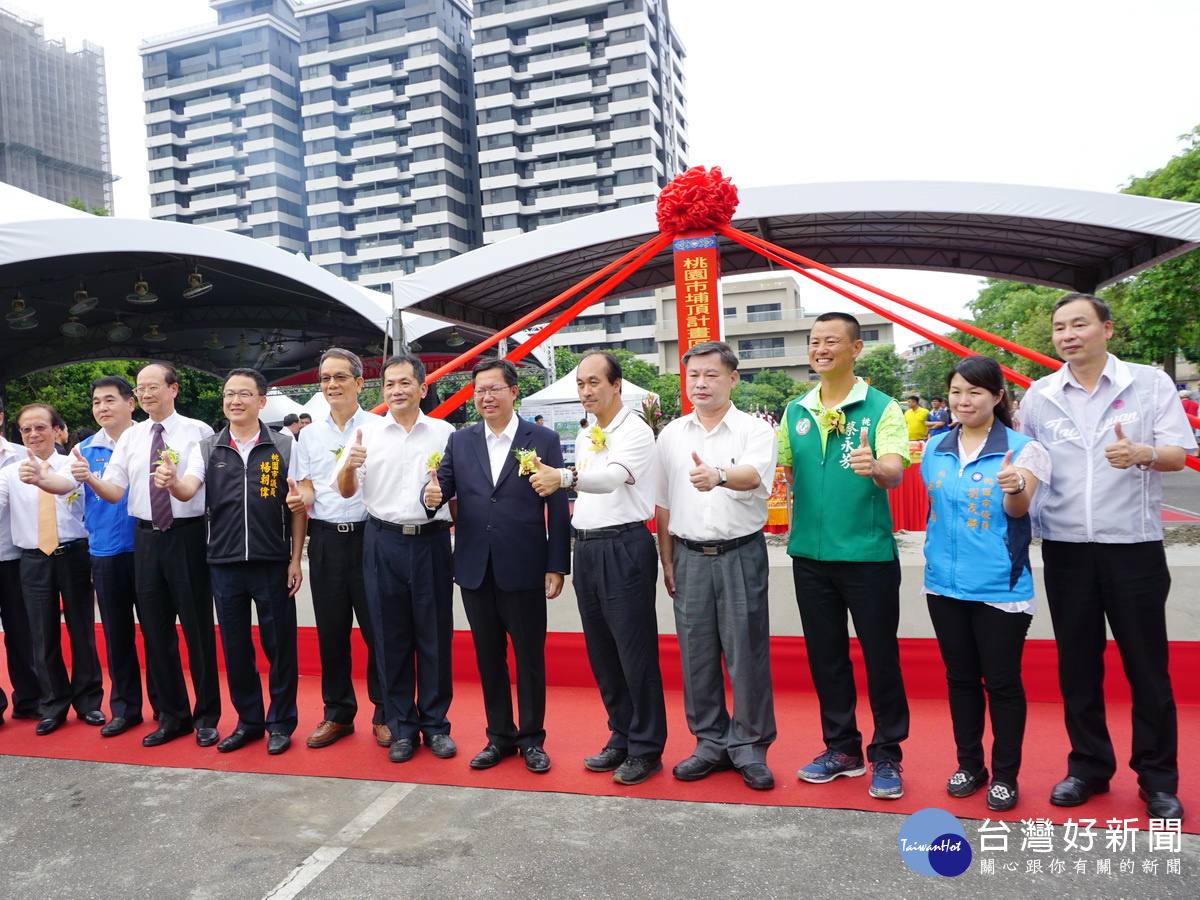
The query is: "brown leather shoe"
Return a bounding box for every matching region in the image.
[306,720,354,749]
[373,723,394,747]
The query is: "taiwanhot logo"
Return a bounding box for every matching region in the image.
[897,808,972,877]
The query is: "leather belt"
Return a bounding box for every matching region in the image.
[309,519,367,534]
[574,521,647,541]
[136,516,203,533]
[675,532,759,556]
[368,516,452,536]
[24,538,87,557]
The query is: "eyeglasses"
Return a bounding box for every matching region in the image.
[19,424,50,435]
[133,383,166,396]
[222,389,259,400]
[473,386,512,398]
[319,373,356,385]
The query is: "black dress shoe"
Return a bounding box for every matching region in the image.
[100,716,143,737]
[672,755,734,782]
[1049,776,1108,807]
[738,762,775,790]
[142,725,194,747]
[388,738,416,763]
[1139,789,1185,821]
[196,727,220,747]
[522,745,551,773]
[266,733,291,755]
[425,733,457,759]
[584,747,628,772]
[35,717,65,736]
[469,743,518,769]
[80,710,107,727]
[217,729,264,753]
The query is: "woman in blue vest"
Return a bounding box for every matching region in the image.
[921,355,1051,812]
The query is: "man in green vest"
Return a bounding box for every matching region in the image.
[780,312,911,800]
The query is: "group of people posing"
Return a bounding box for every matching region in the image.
[0,293,1191,823]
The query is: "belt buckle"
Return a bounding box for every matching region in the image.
[337,522,352,533]
[52,543,68,556]
[401,524,418,535]
[701,545,719,556]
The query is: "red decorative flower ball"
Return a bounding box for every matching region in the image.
[655,166,739,235]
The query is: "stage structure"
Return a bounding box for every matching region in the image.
[411,167,1200,471]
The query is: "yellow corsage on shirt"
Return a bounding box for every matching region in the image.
[588,426,607,451]
[158,446,179,465]
[66,490,82,505]
[513,447,538,476]
[817,407,846,436]
[426,451,443,473]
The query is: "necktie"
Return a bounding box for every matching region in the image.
[149,423,174,531]
[37,461,58,556]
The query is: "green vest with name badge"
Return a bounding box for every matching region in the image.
[784,387,898,562]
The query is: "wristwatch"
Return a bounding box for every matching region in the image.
[715,466,728,486]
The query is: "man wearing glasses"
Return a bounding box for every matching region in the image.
[424,358,569,773]
[157,369,305,755]
[76,362,222,748]
[289,348,389,751]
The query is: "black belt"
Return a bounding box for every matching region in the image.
[309,519,368,534]
[675,532,760,556]
[574,521,647,541]
[368,516,452,536]
[23,538,87,558]
[136,516,203,533]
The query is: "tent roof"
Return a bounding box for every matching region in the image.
[521,367,653,405]
[394,180,1200,331]
[0,182,502,384]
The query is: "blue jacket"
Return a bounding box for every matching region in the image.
[920,424,1035,604]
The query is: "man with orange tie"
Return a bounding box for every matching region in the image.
[0,404,103,735]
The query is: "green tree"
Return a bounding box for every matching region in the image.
[731,368,804,419]
[854,343,906,399]
[958,279,1063,381]
[63,197,109,216]
[1121,126,1200,378]
[909,345,959,403]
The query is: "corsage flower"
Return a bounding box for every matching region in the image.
[426,451,443,473]
[158,445,179,465]
[588,426,607,451]
[513,447,538,476]
[817,407,846,436]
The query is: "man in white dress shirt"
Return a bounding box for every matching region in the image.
[1,403,104,735]
[655,341,779,791]
[289,348,388,750]
[0,399,40,726]
[75,362,222,748]
[530,350,666,785]
[336,352,456,764]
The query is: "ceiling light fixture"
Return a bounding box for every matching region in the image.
[445,329,465,347]
[204,332,224,350]
[69,283,99,316]
[10,316,37,331]
[144,324,167,342]
[6,293,35,323]
[107,318,132,342]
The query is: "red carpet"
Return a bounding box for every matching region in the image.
[2,629,1197,833]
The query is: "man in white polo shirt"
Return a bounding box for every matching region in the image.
[655,341,779,791]
[530,350,666,785]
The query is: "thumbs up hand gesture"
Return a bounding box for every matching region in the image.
[344,429,367,470]
[996,449,1025,494]
[688,451,720,492]
[153,455,177,489]
[424,467,443,508]
[1104,422,1143,470]
[70,446,91,483]
[18,449,42,484]
[529,454,562,497]
[285,477,307,514]
[848,426,877,478]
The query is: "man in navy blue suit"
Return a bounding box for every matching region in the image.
[424,358,570,773]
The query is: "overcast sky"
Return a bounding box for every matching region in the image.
[31,0,1200,350]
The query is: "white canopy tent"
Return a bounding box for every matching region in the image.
[261,390,308,427]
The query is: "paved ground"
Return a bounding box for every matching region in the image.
[0,756,1195,899]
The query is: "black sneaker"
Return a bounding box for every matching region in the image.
[946,766,989,798]
[584,747,628,772]
[613,756,663,786]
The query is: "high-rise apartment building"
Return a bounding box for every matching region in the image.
[0,5,112,212]
[140,0,686,288]
[472,0,688,242]
[141,0,306,253]
[298,0,478,288]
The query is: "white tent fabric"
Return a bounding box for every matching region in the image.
[521,367,654,406]
[261,390,307,426]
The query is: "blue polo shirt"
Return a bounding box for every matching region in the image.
[78,430,136,557]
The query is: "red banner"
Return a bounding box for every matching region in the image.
[673,229,721,414]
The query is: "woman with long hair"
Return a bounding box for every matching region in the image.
[921,355,1051,811]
